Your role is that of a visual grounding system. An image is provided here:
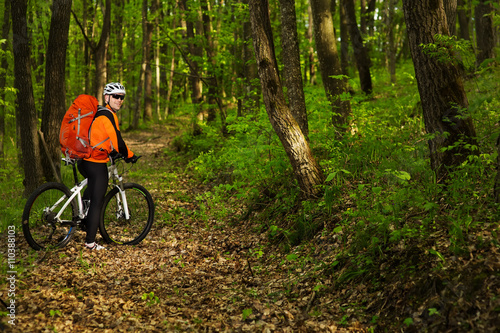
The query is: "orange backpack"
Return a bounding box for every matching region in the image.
[59,94,107,160]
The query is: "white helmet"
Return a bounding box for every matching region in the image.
[103,82,126,95]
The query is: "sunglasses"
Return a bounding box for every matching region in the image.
[111,94,125,100]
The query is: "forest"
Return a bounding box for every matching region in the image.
[1,0,500,331]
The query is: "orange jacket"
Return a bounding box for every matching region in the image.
[85,105,134,163]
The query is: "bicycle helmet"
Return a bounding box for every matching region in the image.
[103,82,126,95]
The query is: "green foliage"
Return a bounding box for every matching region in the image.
[141,292,160,306]
[420,34,475,71]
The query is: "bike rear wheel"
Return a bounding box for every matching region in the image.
[99,183,154,245]
[22,182,77,250]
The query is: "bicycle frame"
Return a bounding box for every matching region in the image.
[108,159,131,220]
[55,156,132,226]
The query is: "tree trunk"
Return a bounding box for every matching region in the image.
[339,0,349,77]
[249,0,324,198]
[179,0,202,106]
[475,0,495,66]
[41,0,72,182]
[153,0,161,121]
[403,0,477,181]
[310,0,351,130]
[94,0,111,103]
[344,0,372,95]
[0,0,10,164]
[201,0,219,123]
[142,0,154,122]
[443,0,457,36]
[12,0,43,196]
[457,0,470,41]
[384,0,397,83]
[279,0,308,139]
[360,0,376,36]
[305,3,316,85]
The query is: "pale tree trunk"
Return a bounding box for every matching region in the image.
[41,0,72,183]
[339,0,349,76]
[12,0,43,196]
[305,3,316,85]
[403,0,477,181]
[164,13,177,118]
[153,0,161,121]
[164,47,176,118]
[475,0,495,66]
[249,0,324,198]
[384,0,397,83]
[279,0,308,138]
[310,0,351,130]
[344,0,372,95]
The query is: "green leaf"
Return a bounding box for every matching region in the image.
[242,308,253,320]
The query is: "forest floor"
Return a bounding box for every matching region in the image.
[1,124,499,332]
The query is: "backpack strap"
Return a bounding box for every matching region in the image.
[91,106,129,156]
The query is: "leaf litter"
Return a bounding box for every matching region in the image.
[1,126,499,332]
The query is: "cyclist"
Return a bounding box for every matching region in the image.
[78,82,138,250]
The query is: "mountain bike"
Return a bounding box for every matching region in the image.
[22,155,154,250]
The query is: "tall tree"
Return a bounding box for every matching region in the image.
[475,0,495,66]
[0,0,11,163]
[40,0,72,182]
[383,0,397,83]
[249,0,324,198]
[142,0,154,122]
[201,0,220,123]
[443,0,457,36]
[72,0,111,102]
[94,0,111,102]
[457,0,470,40]
[310,0,351,130]
[403,0,477,181]
[12,0,43,196]
[344,0,372,95]
[279,0,308,138]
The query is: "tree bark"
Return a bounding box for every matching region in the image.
[475,0,495,66]
[457,0,470,40]
[249,0,324,198]
[12,0,43,196]
[305,3,316,85]
[279,0,308,138]
[403,0,477,181]
[443,0,457,36]
[310,0,351,130]
[94,0,111,103]
[0,0,10,163]
[201,0,220,124]
[142,0,154,122]
[384,0,397,83]
[41,0,72,182]
[344,0,372,95]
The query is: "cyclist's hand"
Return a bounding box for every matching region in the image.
[125,155,141,163]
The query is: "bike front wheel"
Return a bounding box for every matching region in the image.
[22,182,77,250]
[99,183,154,245]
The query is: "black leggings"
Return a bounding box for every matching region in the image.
[78,160,108,243]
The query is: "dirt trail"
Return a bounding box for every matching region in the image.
[1,127,366,332]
